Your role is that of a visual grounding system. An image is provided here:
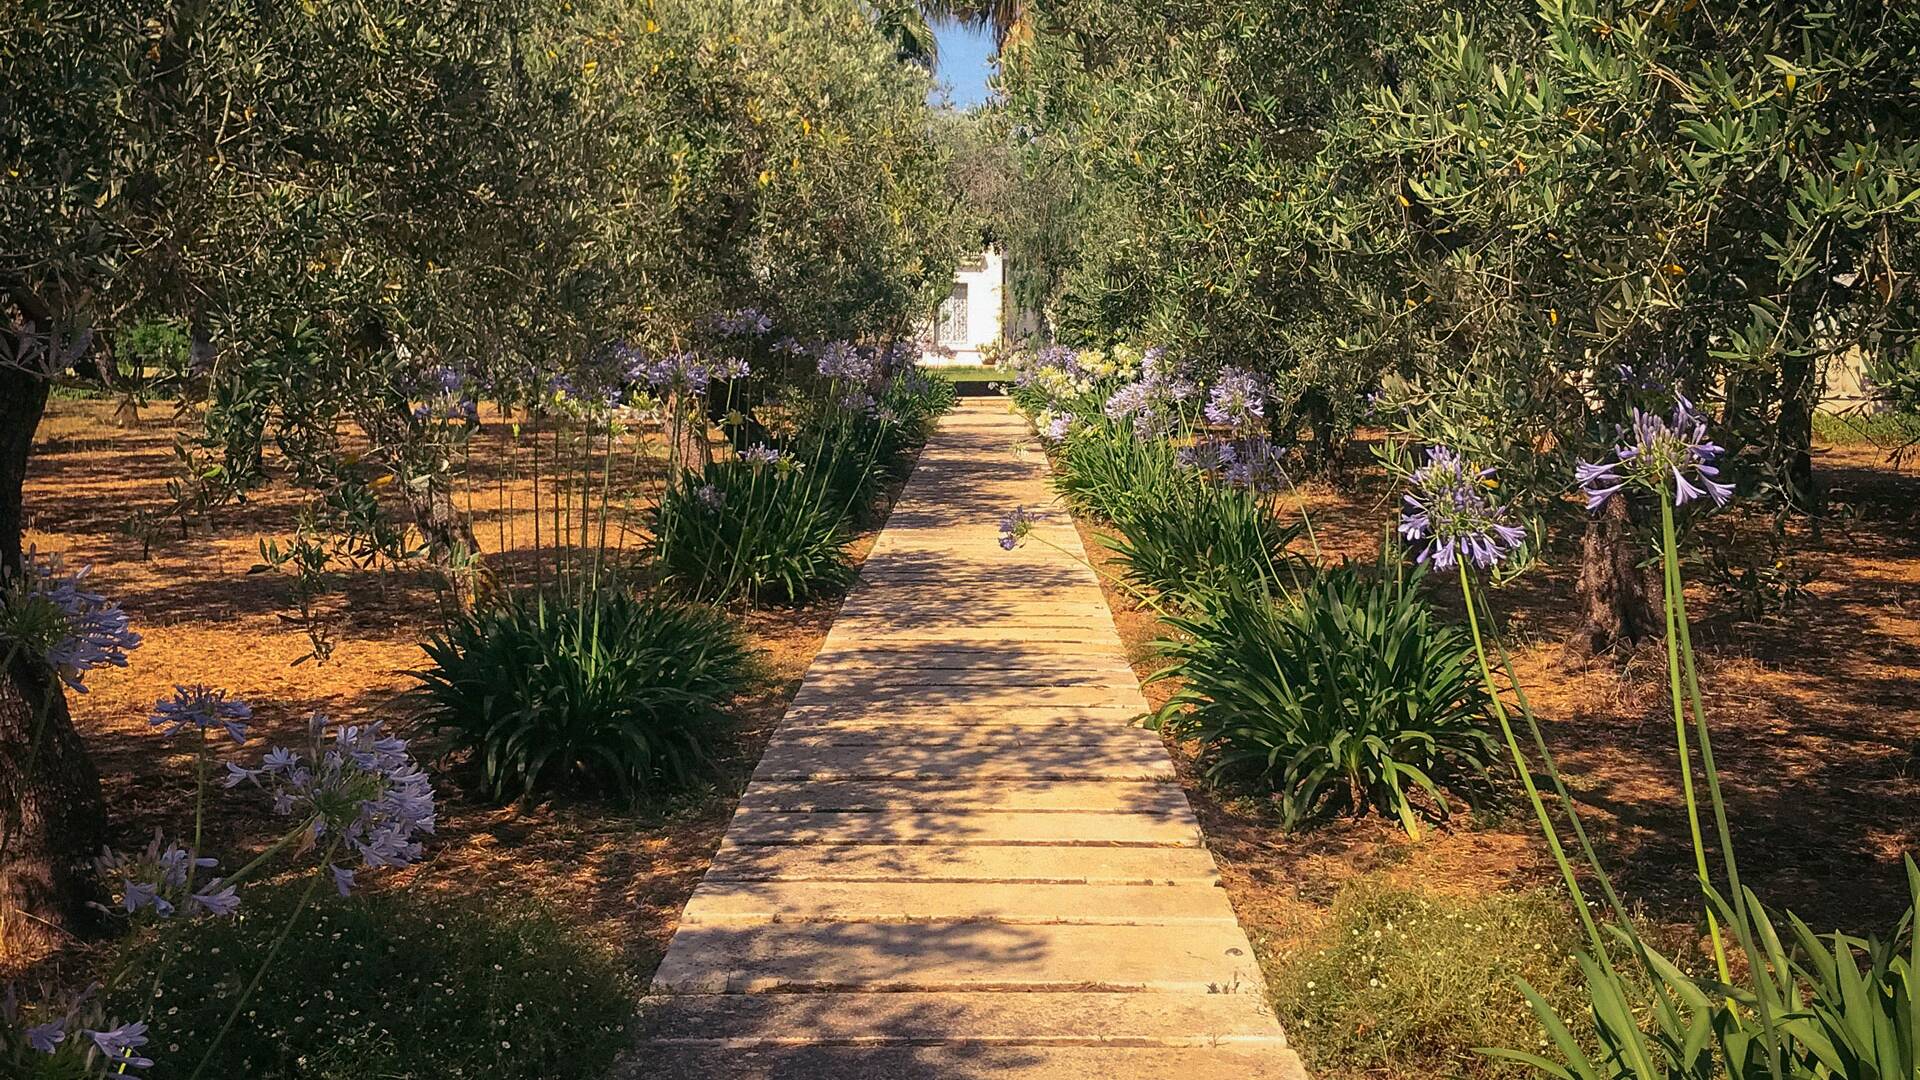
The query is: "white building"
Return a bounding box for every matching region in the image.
[920,248,1006,367]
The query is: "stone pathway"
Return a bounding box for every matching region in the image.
[630,400,1308,1079]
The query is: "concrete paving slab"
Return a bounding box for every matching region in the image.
[822,624,1126,644]
[704,842,1222,884]
[800,665,1141,686]
[788,683,1147,709]
[753,740,1172,781]
[634,991,1284,1046]
[776,704,1145,729]
[650,921,1267,993]
[736,779,1189,813]
[622,1043,1309,1080]
[680,880,1242,925]
[770,728,1162,750]
[806,645,1136,666]
[723,809,1201,847]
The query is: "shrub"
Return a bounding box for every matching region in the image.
[1270,881,1593,1080]
[1048,412,1306,607]
[412,588,753,801]
[1149,562,1496,837]
[1104,477,1305,608]
[103,882,633,1080]
[649,460,856,604]
[653,367,951,603]
[1053,416,1190,523]
[800,368,957,517]
[883,366,957,437]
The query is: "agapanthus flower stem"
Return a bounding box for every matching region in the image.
[1656,499,1731,986]
[187,835,343,1080]
[185,728,209,902]
[216,815,324,894]
[1659,502,1788,1061]
[1469,584,1672,978]
[1279,473,1323,566]
[1456,563,1613,964]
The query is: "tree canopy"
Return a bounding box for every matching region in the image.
[1,0,968,951]
[998,0,1920,489]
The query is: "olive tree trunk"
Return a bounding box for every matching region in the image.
[406,469,480,564]
[1566,493,1660,661]
[0,363,109,960]
[355,402,480,564]
[666,389,713,474]
[1776,350,1817,508]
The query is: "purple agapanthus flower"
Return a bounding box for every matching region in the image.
[714,308,774,337]
[414,397,480,424]
[329,864,356,898]
[1103,380,1152,422]
[1576,396,1734,510]
[188,883,240,917]
[695,484,725,510]
[1205,368,1266,435]
[95,831,232,920]
[25,1019,66,1054]
[998,507,1035,551]
[423,365,464,394]
[1178,436,1287,491]
[1177,439,1231,473]
[1044,412,1077,442]
[85,1022,152,1072]
[148,684,252,744]
[1140,346,1171,377]
[622,351,724,396]
[740,444,782,466]
[1220,436,1287,492]
[0,550,141,693]
[1399,447,1528,571]
[225,715,435,891]
[1103,351,1196,439]
[817,341,879,382]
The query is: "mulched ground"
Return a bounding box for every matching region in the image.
[14,397,901,980]
[17,397,1920,1002]
[1080,432,1920,989]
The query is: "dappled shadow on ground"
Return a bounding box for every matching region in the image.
[626,1017,1059,1080]
[1086,434,1920,954]
[16,397,879,980]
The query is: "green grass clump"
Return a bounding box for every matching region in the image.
[922,364,1008,383]
[1104,477,1304,608]
[1053,416,1190,523]
[104,883,634,1080]
[1811,408,1920,448]
[1270,881,1592,1080]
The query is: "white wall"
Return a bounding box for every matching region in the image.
[920,249,1003,367]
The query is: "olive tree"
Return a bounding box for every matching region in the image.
[1002,0,1920,652]
[998,0,1521,465]
[1301,0,1920,649]
[1,0,965,951]
[0,0,627,955]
